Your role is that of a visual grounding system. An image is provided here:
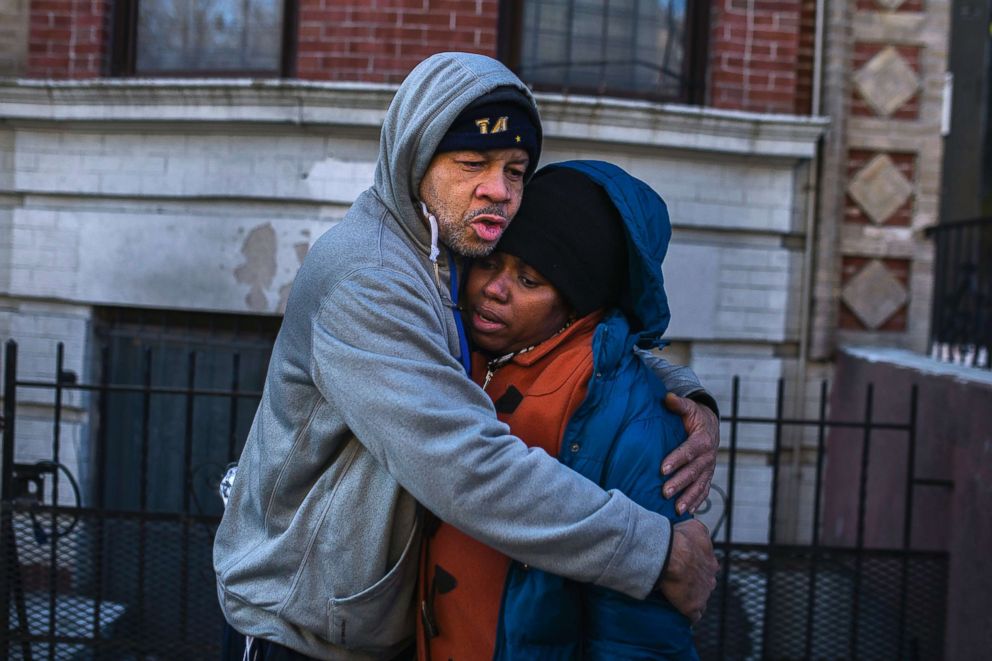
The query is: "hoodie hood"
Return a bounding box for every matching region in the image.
[373,53,543,258]
[539,160,673,350]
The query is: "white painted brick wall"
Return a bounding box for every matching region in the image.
[544,143,800,234]
[7,413,90,507]
[7,207,339,315]
[0,298,93,507]
[0,86,825,540]
[0,207,12,292]
[13,128,379,204]
[0,299,91,399]
[695,457,775,544]
[667,241,798,343]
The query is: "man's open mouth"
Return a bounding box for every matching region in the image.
[470,216,507,242]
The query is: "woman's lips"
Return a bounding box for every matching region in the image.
[472,307,506,333]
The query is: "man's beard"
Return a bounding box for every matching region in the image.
[439,204,508,257]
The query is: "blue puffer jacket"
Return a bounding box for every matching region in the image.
[493,161,698,660]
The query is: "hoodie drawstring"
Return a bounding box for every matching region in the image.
[420,201,472,376]
[420,201,442,288]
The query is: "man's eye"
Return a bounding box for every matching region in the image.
[507,167,525,180]
[460,160,485,169]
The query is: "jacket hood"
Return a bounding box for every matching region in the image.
[540,160,672,349]
[374,52,543,257]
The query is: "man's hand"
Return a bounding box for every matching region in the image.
[662,393,719,515]
[656,519,719,623]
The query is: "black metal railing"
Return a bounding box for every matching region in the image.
[927,216,992,369]
[1,340,262,659]
[1,341,951,659]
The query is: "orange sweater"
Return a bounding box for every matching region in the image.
[417,313,602,660]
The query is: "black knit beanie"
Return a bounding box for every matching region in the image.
[435,87,540,179]
[495,167,628,316]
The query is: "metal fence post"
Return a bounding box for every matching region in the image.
[1,340,17,660]
[850,383,875,659]
[760,378,786,656]
[897,384,920,657]
[717,376,741,660]
[803,379,829,658]
[2,340,16,501]
[47,343,65,660]
[2,340,32,660]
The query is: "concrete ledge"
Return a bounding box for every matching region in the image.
[538,93,828,158]
[0,78,828,159]
[842,345,992,386]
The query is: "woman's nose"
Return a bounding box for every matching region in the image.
[482,273,509,301]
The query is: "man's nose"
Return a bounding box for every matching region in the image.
[475,167,510,203]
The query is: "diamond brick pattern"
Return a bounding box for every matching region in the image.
[841,259,909,329]
[853,46,920,116]
[848,154,914,224]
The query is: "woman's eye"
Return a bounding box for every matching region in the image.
[519,276,538,288]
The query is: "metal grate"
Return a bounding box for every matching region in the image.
[3,507,222,659]
[926,216,992,368]
[2,341,952,658]
[693,546,948,660]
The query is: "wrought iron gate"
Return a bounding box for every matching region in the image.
[1,340,950,659]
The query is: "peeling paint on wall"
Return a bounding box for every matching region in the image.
[294,241,309,264]
[234,223,277,311]
[277,240,311,313]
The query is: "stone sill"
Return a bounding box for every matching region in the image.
[842,346,992,387]
[0,78,828,159]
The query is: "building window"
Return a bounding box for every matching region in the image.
[500,0,709,104]
[111,0,295,77]
[92,306,280,514]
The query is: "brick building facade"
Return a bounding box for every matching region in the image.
[0,0,959,556]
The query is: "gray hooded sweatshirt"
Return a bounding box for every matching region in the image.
[214,52,705,660]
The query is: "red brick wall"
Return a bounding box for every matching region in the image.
[707,0,805,114]
[27,0,110,78]
[24,0,816,120]
[794,0,816,114]
[26,0,499,83]
[296,0,499,83]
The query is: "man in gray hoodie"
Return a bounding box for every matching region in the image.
[214,52,719,660]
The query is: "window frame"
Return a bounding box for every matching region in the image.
[497,0,711,105]
[109,0,297,78]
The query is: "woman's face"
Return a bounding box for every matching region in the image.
[464,252,572,356]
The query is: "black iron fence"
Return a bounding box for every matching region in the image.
[927,216,992,369]
[1,340,950,659]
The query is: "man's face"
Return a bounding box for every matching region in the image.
[418,148,530,258]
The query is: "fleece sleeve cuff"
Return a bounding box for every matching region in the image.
[594,494,672,600]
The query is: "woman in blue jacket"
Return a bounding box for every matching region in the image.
[418,161,700,660]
